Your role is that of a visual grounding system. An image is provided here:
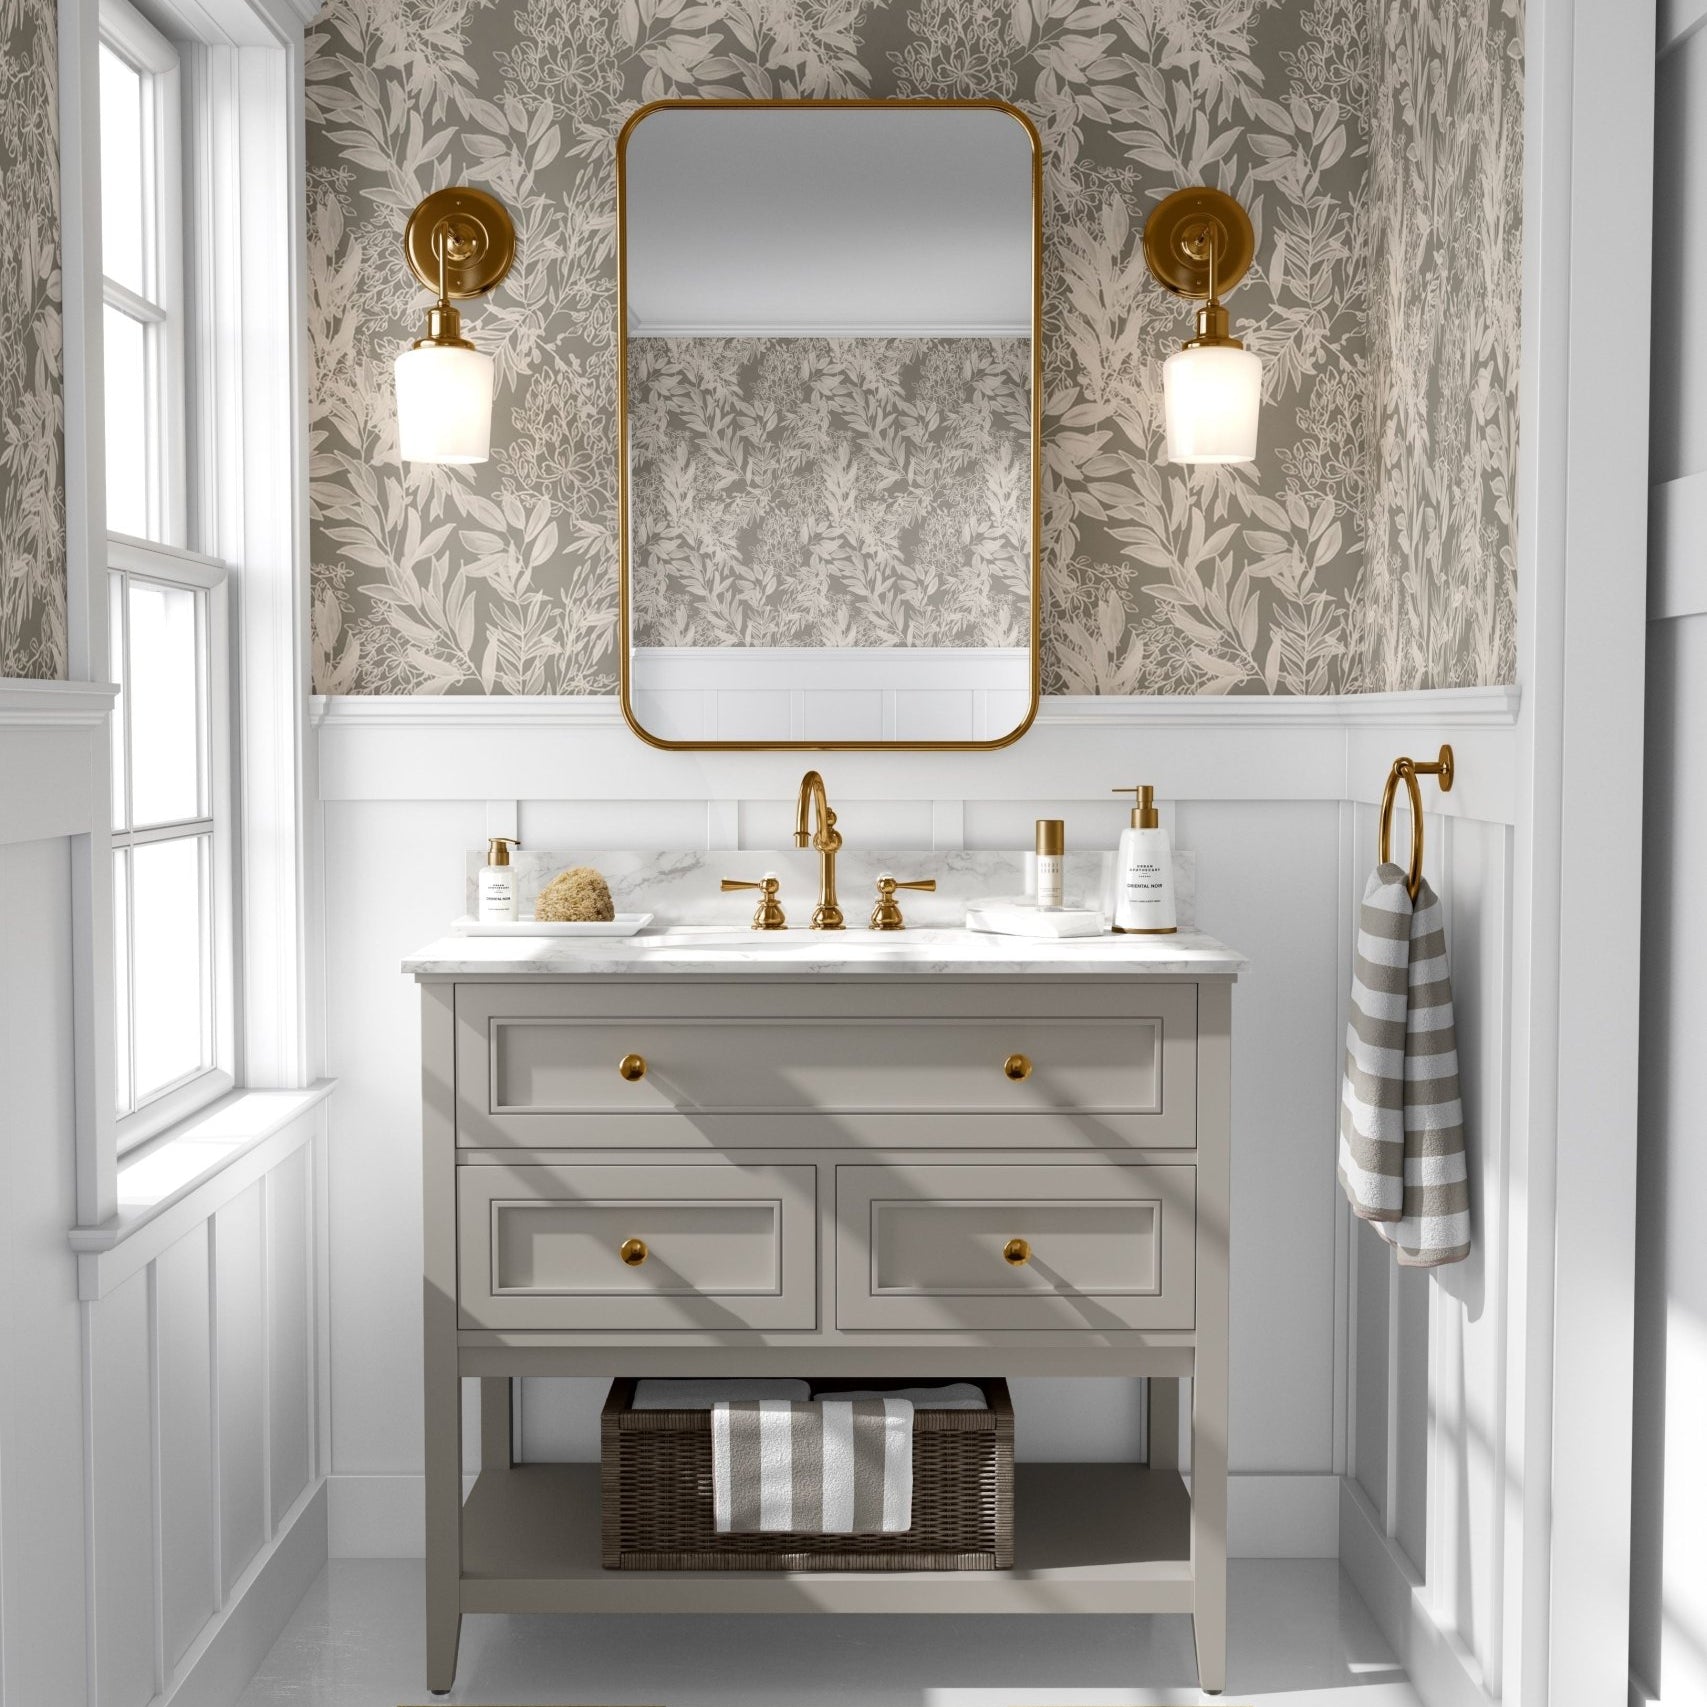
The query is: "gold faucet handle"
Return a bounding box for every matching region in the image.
[869,874,937,932]
[721,874,787,931]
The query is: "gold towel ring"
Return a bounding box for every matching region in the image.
[1378,745,1455,902]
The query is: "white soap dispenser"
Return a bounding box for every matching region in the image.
[478,837,519,923]
[1111,786,1176,934]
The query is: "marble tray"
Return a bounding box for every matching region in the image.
[451,913,654,938]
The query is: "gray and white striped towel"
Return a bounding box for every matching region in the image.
[711,1398,913,1534]
[1338,863,1471,1266]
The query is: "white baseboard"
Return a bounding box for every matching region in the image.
[164,1479,327,1707]
[1339,1477,1492,1707]
[329,1468,1338,1560]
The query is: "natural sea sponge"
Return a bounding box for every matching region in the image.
[535,866,616,923]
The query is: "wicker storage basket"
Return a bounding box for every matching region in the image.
[600,1378,1014,1571]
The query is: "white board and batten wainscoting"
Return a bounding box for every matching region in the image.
[0,681,331,1707]
[312,682,1523,1707]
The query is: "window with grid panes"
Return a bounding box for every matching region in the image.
[101,0,235,1146]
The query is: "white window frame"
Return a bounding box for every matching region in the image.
[94,0,238,1153]
[108,536,236,1149]
[59,0,321,1225]
[98,0,186,546]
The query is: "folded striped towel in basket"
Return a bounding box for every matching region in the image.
[712,1398,913,1534]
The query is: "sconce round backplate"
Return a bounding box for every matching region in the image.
[1142,187,1255,300]
[403,186,516,300]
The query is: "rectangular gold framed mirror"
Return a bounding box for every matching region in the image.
[615,99,1042,751]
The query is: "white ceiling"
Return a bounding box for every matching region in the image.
[622,107,1034,336]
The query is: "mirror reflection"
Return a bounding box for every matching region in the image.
[618,103,1039,748]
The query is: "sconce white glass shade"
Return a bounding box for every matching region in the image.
[394,343,494,464]
[1163,343,1262,464]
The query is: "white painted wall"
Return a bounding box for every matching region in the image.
[1631,13,1707,1705]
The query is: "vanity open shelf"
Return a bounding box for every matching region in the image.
[408,935,1244,1693]
[459,1461,1194,1616]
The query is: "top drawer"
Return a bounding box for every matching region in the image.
[453,982,1198,1150]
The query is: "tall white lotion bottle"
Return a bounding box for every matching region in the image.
[478,836,519,922]
[1111,786,1177,934]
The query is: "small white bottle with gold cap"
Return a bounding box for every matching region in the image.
[477,837,519,923]
[1111,787,1176,934]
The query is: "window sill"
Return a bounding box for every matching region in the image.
[70,1079,335,1299]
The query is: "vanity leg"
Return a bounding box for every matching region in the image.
[1147,1377,1180,1470]
[422,984,463,1693]
[481,1377,514,1469]
[1191,978,1232,1695]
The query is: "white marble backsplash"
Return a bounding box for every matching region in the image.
[464,846,1197,931]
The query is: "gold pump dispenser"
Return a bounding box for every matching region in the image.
[486,836,516,866]
[1113,785,1161,829]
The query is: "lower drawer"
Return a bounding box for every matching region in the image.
[457,1163,817,1331]
[835,1163,1196,1332]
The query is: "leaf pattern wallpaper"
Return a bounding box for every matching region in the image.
[1358,0,1522,689]
[305,0,1522,697]
[629,336,1032,649]
[0,0,67,681]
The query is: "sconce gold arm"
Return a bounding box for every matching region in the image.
[1378,745,1456,901]
[401,186,516,351]
[1141,185,1255,349]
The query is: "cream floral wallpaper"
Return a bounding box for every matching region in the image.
[629,335,1031,649]
[0,0,67,681]
[1356,0,1522,690]
[305,0,1522,697]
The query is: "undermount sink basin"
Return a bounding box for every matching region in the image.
[634,926,974,954]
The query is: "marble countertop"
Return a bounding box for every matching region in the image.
[402,924,1247,979]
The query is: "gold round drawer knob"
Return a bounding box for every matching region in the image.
[618,1053,647,1082]
[1003,1053,1032,1082]
[619,1238,649,1267]
[1002,1237,1032,1267]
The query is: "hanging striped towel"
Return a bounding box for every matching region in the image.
[711,1398,913,1534]
[1338,863,1471,1266]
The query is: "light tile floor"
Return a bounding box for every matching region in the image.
[235,1559,1420,1707]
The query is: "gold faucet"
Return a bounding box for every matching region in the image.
[793,770,845,930]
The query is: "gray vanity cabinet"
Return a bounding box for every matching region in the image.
[416,966,1235,1694]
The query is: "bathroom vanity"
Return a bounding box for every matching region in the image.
[406,926,1244,1693]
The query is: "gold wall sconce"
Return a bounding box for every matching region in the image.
[394,186,516,464]
[1142,186,1262,464]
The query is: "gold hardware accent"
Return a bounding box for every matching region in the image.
[1378,745,1455,902]
[1003,1053,1032,1082]
[614,99,1043,752]
[721,874,787,930]
[1111,785,1160,830]
[1002,1237,1031,1267]
[403,187,516,308]
[1141,186,1255,353]
[618,1053,647,1082]
[869,874,936,931]
[794,770,845,929]
[619,1238,649,1267]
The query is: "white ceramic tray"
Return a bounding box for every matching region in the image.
[451,913,654,938]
